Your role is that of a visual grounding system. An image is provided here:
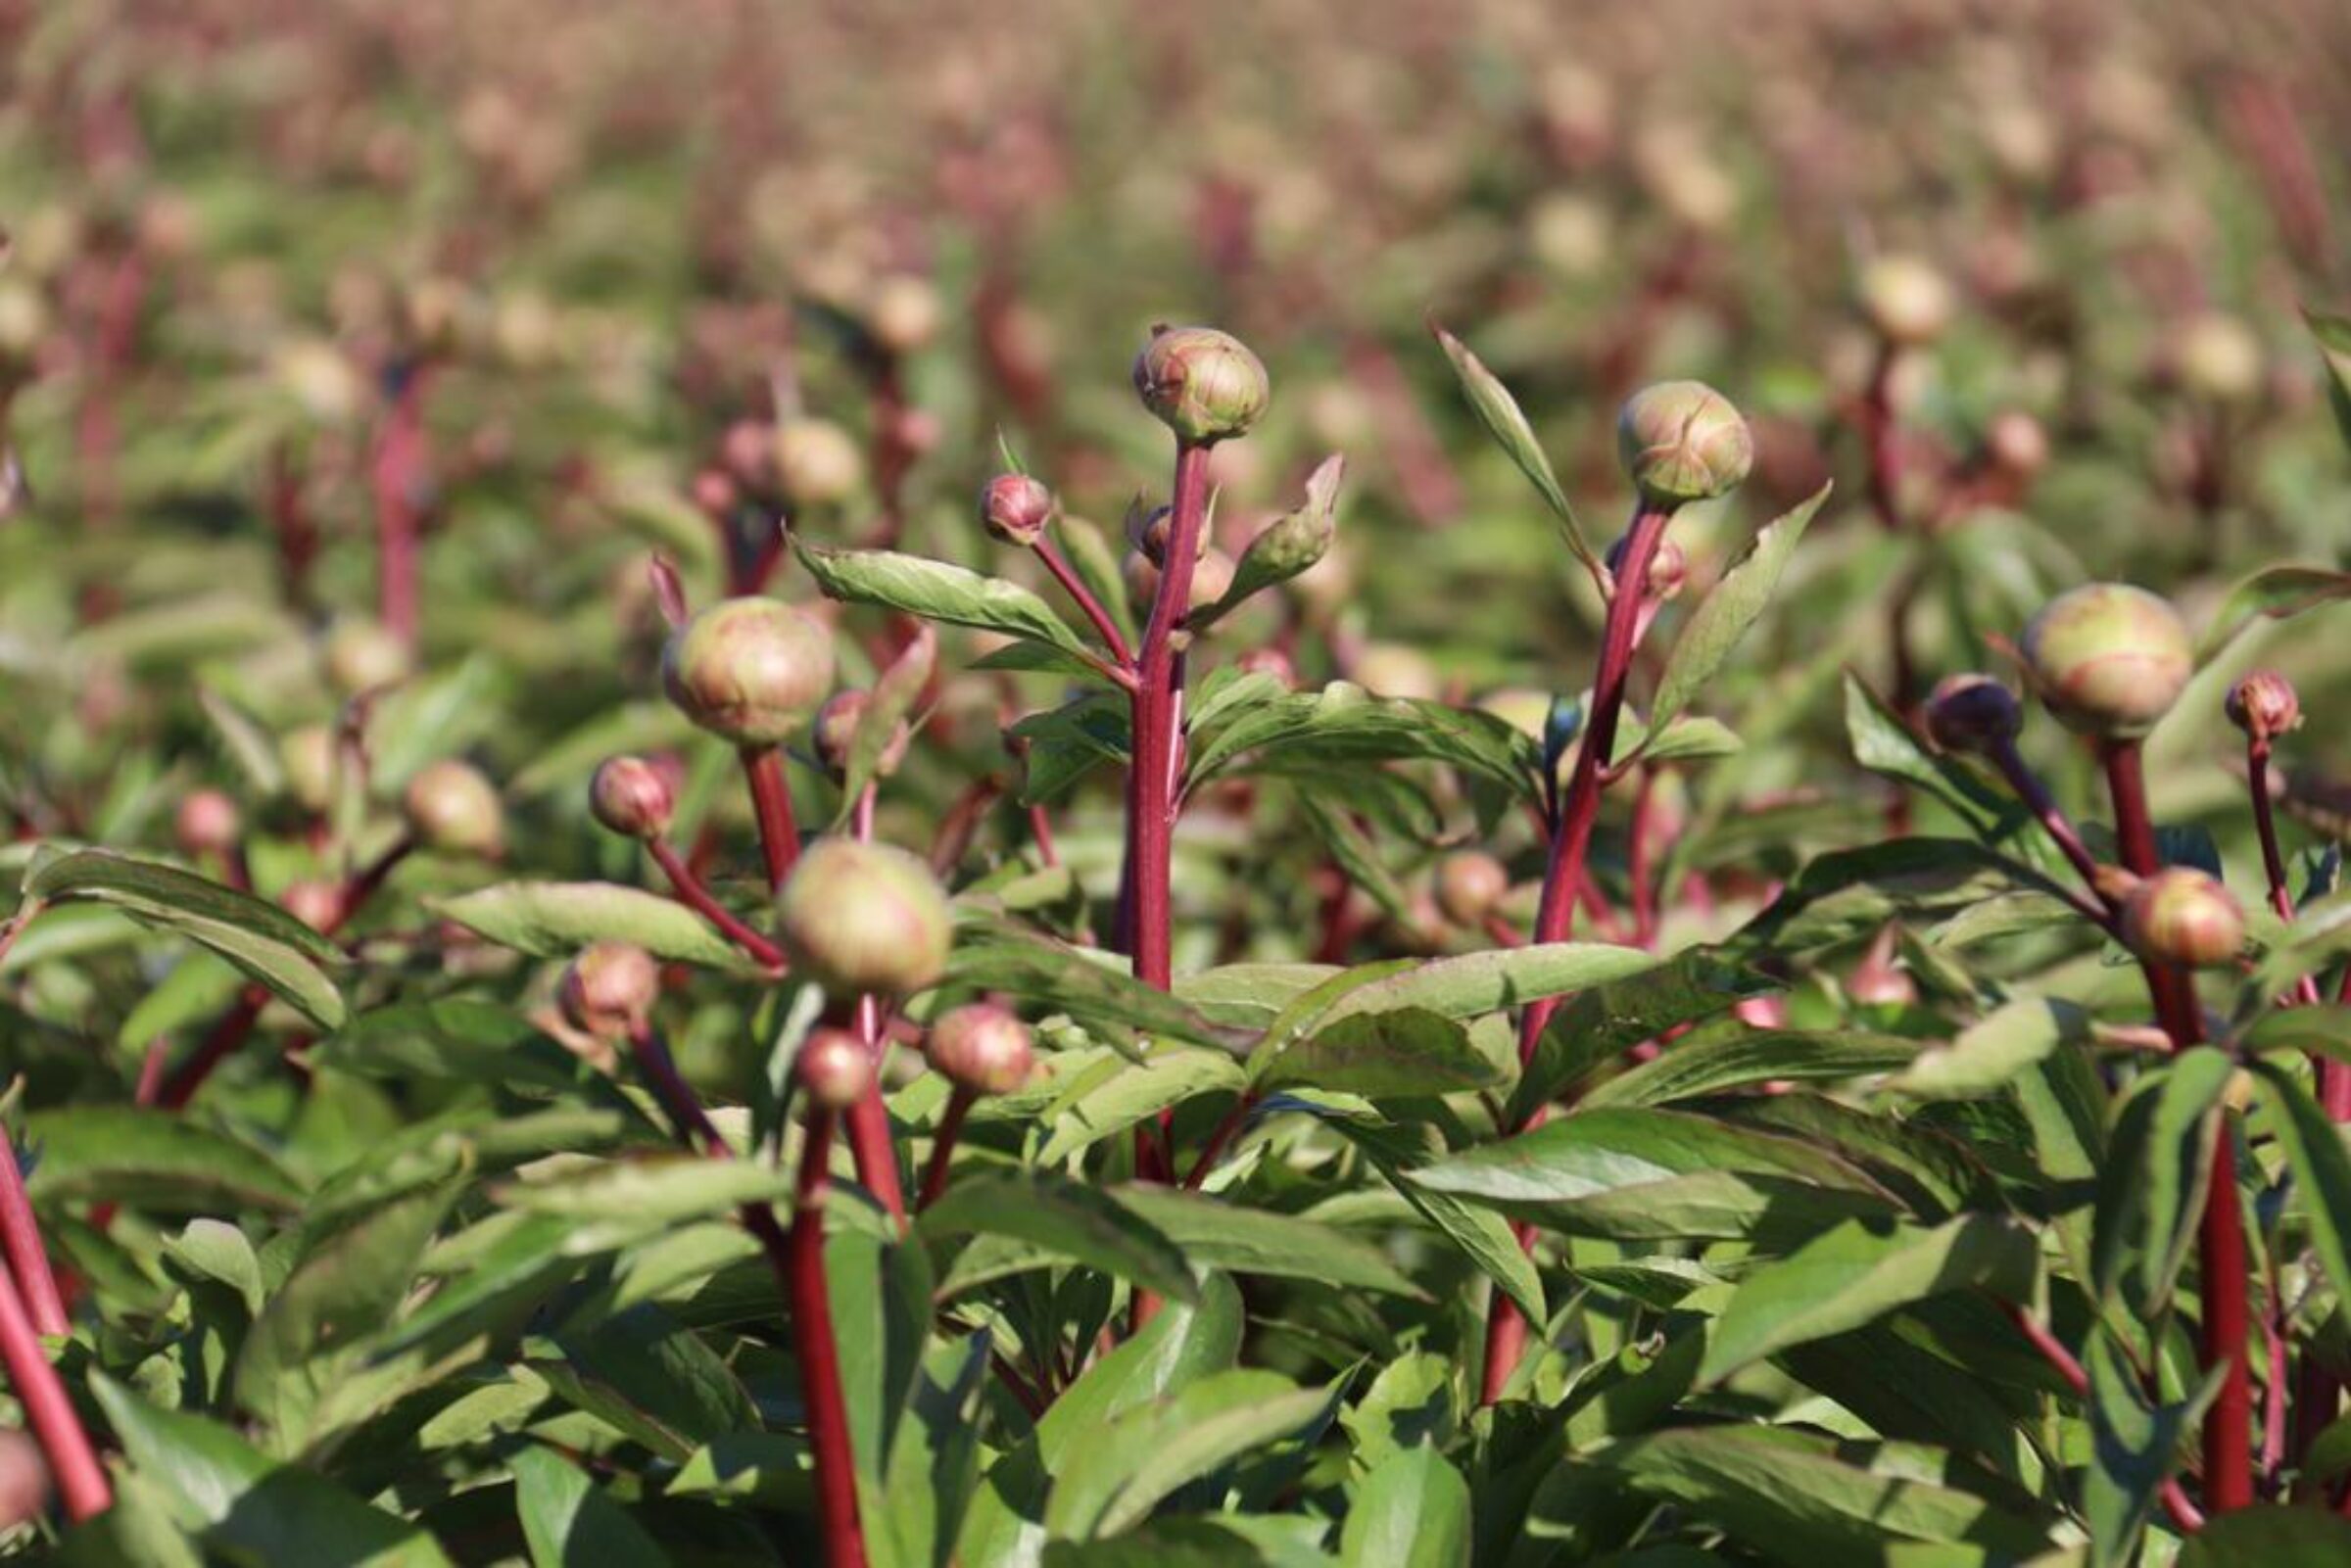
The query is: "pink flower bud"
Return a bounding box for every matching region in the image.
[590,755,676,839]
[927,1003,1034,1097]
[558,941,661,1039]
[797,1026,875,1111]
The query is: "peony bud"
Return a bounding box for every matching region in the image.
[1985,411,2048,479]
[927,1003,1034,1097]
[1434,851,1511,927]
[2224,670,2300,744]
[2172,313,2263,404]
[279,725,338,815]
[281,879,345,933]
[776,838,953,997]
[1858,255,1956,347]
[2020,584,2192,739]
[174,789,243,859]
[1131,325,1270,445]
[773,418,865,504]
[590,755,676,839]
[1606,533,1689,601]
[812,689,910,783]
[1924,674,2024,755]
[322,617,412,696]
[865,274,943,356]
[796,1026,875,1111]
[1123,547,1233,617]
[2121,868,2245,970]
[662,597,836,745]
[404,759,504,857]
[720,418,775,492]
[1616,381,1752,506]
[558,941,660,1039]
[979,472,1054,546]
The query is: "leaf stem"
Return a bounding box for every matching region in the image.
[788,1111,869,1568]
[0,1132,65,1338]
[1033,540,1133,666]
[916,1087,974,1212]
[648,839,787,969]
[0,1257,109,1521]
[741,746,802,892]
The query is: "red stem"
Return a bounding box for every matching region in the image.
[2106,741,2253,1516]
[0,1137,65,1338]
[1181,1095,1254,1190]
[916,1088,974,1212]
[1034,541,1133,666]
[369,363,429,651]
[648,840,787,969]
[1991,739,2110,906]
[742,747,802,892]
[157,990,264,1111]
[2247,745,2322,1006]
[1481,502,1674,1405]
[0,1259,109,1522]
[789,1113,868,1568]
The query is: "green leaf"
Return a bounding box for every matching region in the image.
[830,1210,936,1492]
[434,879,756,970]
[1431,324,1598,575]
[24,846,346,1028]
[512,1446,672,1568]
[921,1169,1198,1304]
[946,920,1229,1052]
[1577,1028,1920,1109]
[1891,998,2087,1100]
[2195,562,2351,663]
[2249,1058,2351,1307]
[874,1335,992,1568]
[2308,308,2351,458]
[1008,692,1130,805]
[1252,1006,1499,1097]
[90,1374,453,1566]
[1740,836,2081,955]
[2092,1047,2231,1311]
[1186,682,1541,801]
[1510,948,1778,1127]
[1331,1117,1545,1323]
[1340,1445,1472,1568]
[1318,942,1656,1027]
[1034,1051,1247,1165]
[1111,1184,1428,1298]
[25,1107,305,1212]
[1198,454,1344,627]
[496,1156,794,1252]
[1042,1369,1333,1540]
[1842,672,2013,833]
[533,1305,759,1461]
[1649,483,1831,734]
[838,625,936,826]
[798,542,1097,660]
[2086,1334,2224,1568]
[2180,1504,2351,1567]
[1699,1214,2035,1383]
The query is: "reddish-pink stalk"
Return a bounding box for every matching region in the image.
[841,788,906,1222]
[0,901,41,974]
[741,747,802,892]
[1034,541,1133,666]
[648,839,787,969]
[2002,1299,2205,1532]
[1181,1094,1256,1190]
[157,990,265,1111]
[2104,741,2253,1515]
[369,362,431,650]
[2245,741,2322,1006]
[1989,738,2110,908]
[916,1088,975,1212]
[788,1112,868,1568]
[0,1137,65,1338]
[0,1259,109,1522]
[1480,502,1675,1405]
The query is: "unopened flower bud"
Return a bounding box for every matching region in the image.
[2091,866,2143,910]
[1616,381,1752,505]
[1985,411,2048,479]
[281,879,345,932]
[1131,325,1270,445]
[980,473,1054,546]
[812,689,910,782]
[776,838,953,997]
[866,275,942,356]
[404,759,504,857]
[2225,670,2300,743]
[1434,851,1511,927]
[1123,547,1233,617]
[322,617,412,696]
[720,419,774,492]
[796,1026,875,1111]
[773,418,864,504]
[558,941,660,1039]
[2021,584,2192,739]
[2172,313,2263,404]
[1924,674,2023,754]
[1858,255,1956,347]
[1126,502,1206,567]
[1606,534,1689,600]
[590,755,675,839]
[691,468,739,520]
[279,725,338,815]
[662,597,836,745]
[2121,869,2245,970]
[175,790,242,859]
[927,1003,1034,1097]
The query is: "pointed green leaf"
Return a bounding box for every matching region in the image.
[1431,325,1598,574]
[1649,483,1831,734]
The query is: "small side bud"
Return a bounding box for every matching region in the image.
[1616,381,1752,506]
[661,597,837,745]
[2171,313,2263,405]
[2020,583,2192,739]
[174,790,243,859]
[558,941,660,1039]
[2225,670,2301,744]
[279,725,338,815]
[2121,869,2246,970]
[1985,411,2048,480]
[1606,533,1689,601]
[865,275,942,356]
[812,689,911,783]
[1858,255,1956,347]
[322,617,413,696]
[404,759,505,857]
[1924,674,2023,755]
[979,472,1054,546]
[1131,325,1270,445]
[1434,851,1511,927]
[281,879,345,933]
[796,1026,875,1111]
[1123,547,1233,617]
[927,1003,1034,1097]
[590,755,676,840]
[773,418,865,504]
[776,838,953,998]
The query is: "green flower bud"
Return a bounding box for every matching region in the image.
[279,725,338,815]
[1924,674,2023,755]
[2225,670,2300,744]
[927,1003,1034,1097]
[980,473,1054,546]
[322,616,412,696]
[662,597,837,745]
[590,755,676,839]
[1858,255,1956,347]
[1615,381,1752,505]
[1131,325,1270,445]
[404,759,504,857]
[776,838,952,998]
[773,418,865,504]
[2020,584,2192,739]
[2121,869,2245,970]
[1434,851,1511,927]
[558,941,660,1039]
[865,274,942,356]
[2172,312,2263,404]
[796,1025,876,1111]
